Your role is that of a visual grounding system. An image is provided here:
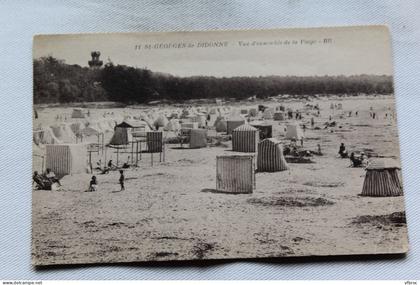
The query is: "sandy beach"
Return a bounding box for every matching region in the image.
[31,96,408,266]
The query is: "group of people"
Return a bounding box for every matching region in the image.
[32,168,61,190]
[338,143,368,168]
[88,169,125,192]
[33,164,126,192]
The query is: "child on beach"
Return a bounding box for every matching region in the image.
[89,176,97,192]
[119,170,125,191]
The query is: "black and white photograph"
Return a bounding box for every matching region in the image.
[32,26,408,266]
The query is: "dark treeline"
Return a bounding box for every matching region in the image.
[34,56,394,104]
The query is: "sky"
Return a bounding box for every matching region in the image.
[33,26,393,77]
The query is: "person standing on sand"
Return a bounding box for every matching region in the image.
[119,170,125,191]
[317,144,322,155]
[338,143,348,158]
[89,176,97,192]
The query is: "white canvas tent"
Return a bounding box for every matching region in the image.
[285,123,304,140]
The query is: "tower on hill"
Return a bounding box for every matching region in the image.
[88,51,103,68]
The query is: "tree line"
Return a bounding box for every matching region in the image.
[33,56,394,104]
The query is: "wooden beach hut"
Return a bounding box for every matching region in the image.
[257,139,289,172]
[216,155,255,194]
[361,159,403,197]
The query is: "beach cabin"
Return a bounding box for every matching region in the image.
[216,155,255,194]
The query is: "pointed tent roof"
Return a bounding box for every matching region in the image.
[233,124,258,132]
[227,115,245,122]
[115,121,133,128]
[79,126,100,136]
[260,138,281,145]
[127,119,152,129]
[366,158,401,170]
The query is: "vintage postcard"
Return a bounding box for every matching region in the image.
[32,26,408,266]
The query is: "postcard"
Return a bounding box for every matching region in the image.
[32,26,408,266]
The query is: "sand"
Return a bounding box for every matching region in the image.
[32,96,408,265]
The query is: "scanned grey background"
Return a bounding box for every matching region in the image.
[0,0,419,279]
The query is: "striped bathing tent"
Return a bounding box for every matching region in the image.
[361,159,403,197]
[189,129,207,148]
[216,155,255,194]
[232,124,259,153]
[257,139,289,172]
[45,144,87,176]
